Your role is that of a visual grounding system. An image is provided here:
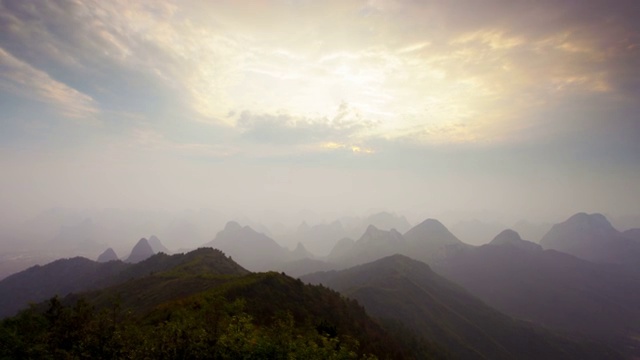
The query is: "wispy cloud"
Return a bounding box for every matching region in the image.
[0,46,99,120]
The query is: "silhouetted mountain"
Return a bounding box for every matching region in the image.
[403,219,470,263]
[303,255,618,360]
[335,225,405,266]
[540,213,640,267]
[203,221,288,271]
[289,242,313,261]
[623,228,640,242]
[434,244,640,357]
[147,235,169,253]
[96,248,118,262]
[0,248,248,319]
[327,237,355,259]
[125,238,155,263]
[489,229,542,252]
[0,257,128,318]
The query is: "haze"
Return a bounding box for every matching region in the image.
[1,0,639,234]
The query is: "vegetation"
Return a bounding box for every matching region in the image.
[0,249,420,359]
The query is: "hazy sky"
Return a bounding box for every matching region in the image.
[1,0,639,225]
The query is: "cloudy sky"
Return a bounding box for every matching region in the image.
[1,0,639,225]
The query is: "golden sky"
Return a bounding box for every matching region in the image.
[0,0,639,223]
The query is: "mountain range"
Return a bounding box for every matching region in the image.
[2,211,640,358]
[303,254,619,359]
[540,212,640,270]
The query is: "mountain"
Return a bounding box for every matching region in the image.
[1,249,420,359]
[403,219,470,263]
[303,255,618,360]
[333,225,405,267]
[540,213,640,267]
[0,247,251,319]
[96,248,118,262]
[0,257,128,318]
[434,244,640,356]
[203,221,288,271]
[125,238,155,263]
[147,235,170,254]
[327,237,355,259]
[623,228,640,241]
[289,242,313,261]
[489,229,542,252]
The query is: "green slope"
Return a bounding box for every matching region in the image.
[0,248,436,359]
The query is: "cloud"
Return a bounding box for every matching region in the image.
[0,46,99,120]
[1,0,638,147]
[237,102,378,146]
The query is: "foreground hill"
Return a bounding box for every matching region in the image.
[0,248,248,319]
[0,257,128,318]
[0,249,425,359]
[303,255,619,360]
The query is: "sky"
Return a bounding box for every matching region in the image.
[1,0,639,227]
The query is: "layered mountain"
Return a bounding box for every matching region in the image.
[125,238,155,263]
[623,228,640,242]
[1,249,420,359]
[403,219,470,263]
[303,255,618,360]
[434,240,640,356]
[288,242,314,261]
[489,229,542,252]
[0,257,128,318]
[203,221,288,271]
[147,235,170,254]
[96,248,118,262]
[327,237,355,259]
[0,247,248,319]
[540,213,640,267]
[330,225,405,267]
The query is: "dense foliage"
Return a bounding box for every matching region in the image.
[0,249,417,360]
[0,295,374,359]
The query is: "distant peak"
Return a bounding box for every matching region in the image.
[224,221,242,232]
[407,218,453,237]
[126,237,155,263]
[418,218,446,229]
[565,213,615,230]
[491,229,522,244]
[365,224,379,233]
[97,247,118,262]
